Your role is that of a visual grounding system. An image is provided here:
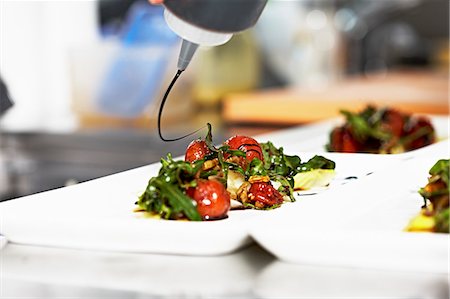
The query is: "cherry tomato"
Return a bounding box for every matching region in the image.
[225,135,264,162]
[186,179,230,220]
[329,127,360,153]
[248,182,283,208]
[405,117,435,150]
[328,127,343,152]
[341,128,360,153]
[185,139,211,162]
[382,109,405,137]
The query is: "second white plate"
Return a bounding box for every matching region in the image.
[251,143,449,273]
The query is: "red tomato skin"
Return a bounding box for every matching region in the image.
[186,179,230,220]
[225,135,264,162]
[248,182,284,207]
[341,128,360,153]
[405,117,436,150]
[329,127,344,152]
[185,139,210,162]
[382,109,405,137]
[329,127,359,153]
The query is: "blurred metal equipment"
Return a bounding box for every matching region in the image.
[0,76,14,199]
[0,130,205,201]
[336,0,449,74]
[0,76,13,115]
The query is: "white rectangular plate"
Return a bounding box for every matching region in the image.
[0,152,395,256]
[257,114,449,155]
[251,141,449,273]
[1,115,447,263]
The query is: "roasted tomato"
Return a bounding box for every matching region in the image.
[329,127,360,153]
[186,179,230,220]
[225,135,264,163]
[185,139,211,163]
[382,109,405,137]
[248,182,284,209]
[405,117,435,150]
[328,127,342,152]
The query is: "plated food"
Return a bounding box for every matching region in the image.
[406,159,449,233]
[136,125,335,221]
[327,105,436,153]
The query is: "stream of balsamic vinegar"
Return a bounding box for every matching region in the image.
[157,69,204,142]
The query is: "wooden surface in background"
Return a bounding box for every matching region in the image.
[223,71,449,125]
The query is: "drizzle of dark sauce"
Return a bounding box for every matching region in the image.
[296,192,318,196]
[157,69,204,142]
[230,206,247,211]
[238,143,261,156]
[204,214,229,221]
[344,176,358,180]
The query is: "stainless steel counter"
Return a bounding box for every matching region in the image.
[2,243,448,298]
[1,129,225,201]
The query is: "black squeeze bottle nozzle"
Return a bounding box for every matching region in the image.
[158,0,268,141]
[157,39,199,141]
[165,0,268,71]
[157,68,205,142]
[177,40,199,71]
[157,40,201,141]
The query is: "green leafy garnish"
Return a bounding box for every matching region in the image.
[298,155,336,172]
[429,159,449,186]
[419,159,449,201]
[138,123,338,220]
[137,154,202,221]
[259,142,336,200]
[246,158,267,177]
[260,141,301,177]
[434,208,449,233]
[413,159,449,233]
[242,202,281,210]
[340,109,391,143]
[327,105,436,153]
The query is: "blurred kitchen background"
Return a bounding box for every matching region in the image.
[0,0,448,200]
